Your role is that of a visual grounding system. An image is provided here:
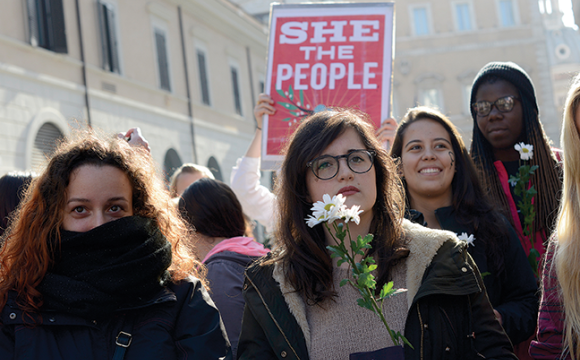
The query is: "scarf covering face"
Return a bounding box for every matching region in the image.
[37,216,172,318]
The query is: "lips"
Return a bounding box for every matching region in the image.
[338,186,360,196]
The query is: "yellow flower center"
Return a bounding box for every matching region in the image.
[522,148,529,153]
[324,204,335,211]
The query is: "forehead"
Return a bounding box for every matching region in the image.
[403,118,450,142]
[319,128,366,155]
[475,78,518,101]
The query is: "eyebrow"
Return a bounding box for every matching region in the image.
[66,197,130,204]
[404,137,451,148]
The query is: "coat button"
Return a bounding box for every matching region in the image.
[9,313,16,320]
[461,267,467,272]
[445,347,450,351]
[281,350,287,357]
[243,283,248,290]
[49,317,55,322]
[93,320,97,325]
[423,323,428,329]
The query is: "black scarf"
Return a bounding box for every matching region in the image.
[37,216,172,318]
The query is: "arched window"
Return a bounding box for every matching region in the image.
[31,123,64,170]
[207,156,222,181]
[164,149,182,182]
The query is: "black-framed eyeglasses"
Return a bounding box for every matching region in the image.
[472,95,519,117]
[307,149,376,180]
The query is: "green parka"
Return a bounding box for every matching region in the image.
[237,220,516,360]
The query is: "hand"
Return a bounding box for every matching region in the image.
[254,94,276,129]
[376,118,397,151]
[117,127,150,153]
[493,309,503,325]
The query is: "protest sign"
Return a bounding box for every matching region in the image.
[262,2,395,168]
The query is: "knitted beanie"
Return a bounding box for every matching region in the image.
[469,61,538,119]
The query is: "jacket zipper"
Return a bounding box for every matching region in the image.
[246,275,302,360]
[417,303,424,360]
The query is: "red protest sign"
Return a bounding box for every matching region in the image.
[262,3,394,168]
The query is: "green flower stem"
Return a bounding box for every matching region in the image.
[324,222,407,347]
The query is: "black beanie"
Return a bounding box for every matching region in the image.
[469,61,538,119]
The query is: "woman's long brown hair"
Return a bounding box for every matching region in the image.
[267,109,409,305]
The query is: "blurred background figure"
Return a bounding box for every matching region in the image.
[0,171,36,238]
[169,163,215,198]
[179,178,269,358]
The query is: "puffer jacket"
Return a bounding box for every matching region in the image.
[0,278,231,359]
[237,220,516,360]
[407,206,538,345]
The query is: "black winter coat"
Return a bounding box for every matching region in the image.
[407,206,538,345]
[237,221,516,360]
[0,278,231,359]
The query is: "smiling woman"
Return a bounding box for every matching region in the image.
[390,106,538,348]
[0,131,231,359]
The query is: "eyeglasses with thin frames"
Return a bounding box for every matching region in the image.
[307,149,376,180]
[472,95,519,117]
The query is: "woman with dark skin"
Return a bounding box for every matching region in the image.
[390,106,538,348]
[470,61,562,263]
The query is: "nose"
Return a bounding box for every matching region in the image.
[488,103,503,119]
[90,213,107,231]
[422,148,436,160]
[337,157,354,181]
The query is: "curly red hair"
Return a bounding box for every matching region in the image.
[0,130,204,313]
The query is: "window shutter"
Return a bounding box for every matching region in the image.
[48,0,67,53]
[31,123,64,170]
[104,4,119,73]
[97,2,110,71]
[26,0,39,46]
[155,30,171,91]
[197,51,210,105]
[231,67,242,115]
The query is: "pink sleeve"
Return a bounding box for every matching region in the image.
[530,240,569,359]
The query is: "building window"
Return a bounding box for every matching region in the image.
[26,0,68,53]
[163,148,182,183]
[420,88,443,110]
[98,1,120,73]
[154,28,171,91]
[412,6,430,36]
[499,0,516,27]
[31,122,64,169]
[454,3,472,31]
[231,66,243,116]
[196,49,211,105]
[207,156,223,181]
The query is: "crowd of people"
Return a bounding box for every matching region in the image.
[0,60,577,359]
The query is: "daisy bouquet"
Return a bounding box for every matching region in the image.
[509,143,540,277]
[305,194,412,348]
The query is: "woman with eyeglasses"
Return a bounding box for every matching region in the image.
[390,106,537,350]
[470,61,562,359]
[237,109,516,360]
[470,62,562,263]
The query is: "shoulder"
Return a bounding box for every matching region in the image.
[403,219,462,263]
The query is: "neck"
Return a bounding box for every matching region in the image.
[196,234,227,261]
[493,148,520,162]
[410,195,452,230]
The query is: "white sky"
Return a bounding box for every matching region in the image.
[560,0,577,27]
